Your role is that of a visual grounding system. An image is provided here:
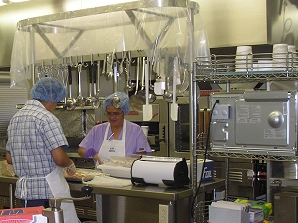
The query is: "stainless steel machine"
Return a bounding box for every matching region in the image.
[210,91,298,156]
[274,186,298,223]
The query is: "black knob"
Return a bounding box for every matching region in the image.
[81,185,93,197]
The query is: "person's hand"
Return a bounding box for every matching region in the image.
[65,160,76,176]
[84,148,97,158]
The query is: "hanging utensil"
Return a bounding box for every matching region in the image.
[107,50,115,79]
[95,61,101,99]
[102,54,107,75]
[119,51,126,75]
[130,57,145,113]
[138,58,156,103]
[170,57,179,121]
[86,62,94,105]
[149,62,155,91]
[76,62,86,107]
[66,65,76,110]
[143,58,153,121]
[136,57,146,100]
[86,60,98,108]
[148,62,157,103]
[125,51,135,92]
[112,62,121,108]
[92,61,100,108]
[163,76,174,103]
[179,67,189,93]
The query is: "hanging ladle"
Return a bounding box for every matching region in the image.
[112,61,121,108]
[138,58,156,103]
[148,61,156,103]
[92,61,100,108]
[163,76,174,103]
[130,57,145,113]
[86,59,98,108]
[76,62,86,107]
[125,51,135,92]
[66,65,76,110]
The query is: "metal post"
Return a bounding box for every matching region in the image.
[9,184,13,209]
[225,157,229,200]
[266,159,271,202]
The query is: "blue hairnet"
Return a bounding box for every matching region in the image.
[103,92,130,115]
[30,77,67,102]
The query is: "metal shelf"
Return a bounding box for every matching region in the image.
[194,53,298,82]
[195,149,298,162]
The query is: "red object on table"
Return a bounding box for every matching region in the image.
[0,206,45,222]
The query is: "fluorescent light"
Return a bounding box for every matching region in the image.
[65,0,138,11]
[2,0,29,3]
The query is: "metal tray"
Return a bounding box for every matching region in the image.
[65,176,94,182]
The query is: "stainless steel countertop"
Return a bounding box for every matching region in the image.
[69,178,225,201]
[0,174,224,201]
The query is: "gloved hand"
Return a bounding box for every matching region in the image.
[65,160,76,176]
[84,148,97,158]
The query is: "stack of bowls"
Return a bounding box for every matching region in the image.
[272,43,288,70]
[288,45,297,70]
[235,46,252,72]
[257,59,272,71]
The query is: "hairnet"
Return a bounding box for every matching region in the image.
[103,92,130,115]
[30,77,67,102]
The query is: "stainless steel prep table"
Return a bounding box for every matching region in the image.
[0,175,224,223]
[69,178,225,223]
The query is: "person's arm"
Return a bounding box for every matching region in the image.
[78,147,103,164]
[51,146,73,167]
[6,152,12,164]
[52,146,76,175]
[78,147,87,158]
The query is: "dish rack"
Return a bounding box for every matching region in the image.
[194,52,298,82]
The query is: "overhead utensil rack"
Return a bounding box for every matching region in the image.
[9,0,206,91]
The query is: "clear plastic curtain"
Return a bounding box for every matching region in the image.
[9,1,210,93]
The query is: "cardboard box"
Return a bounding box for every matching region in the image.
[0,206,47,223]
[209,205,250,223]
[234,199,272,216]
[249,208,264,223]
[187,159,214,182]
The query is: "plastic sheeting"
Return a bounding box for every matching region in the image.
[9,0,210,95]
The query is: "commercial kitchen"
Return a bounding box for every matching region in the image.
[0,0,298,222]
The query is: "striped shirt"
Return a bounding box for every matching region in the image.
[6,100,68,200]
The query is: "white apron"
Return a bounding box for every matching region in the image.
[19,166,79,223]
[45,166,80,223]
[98,120,126,163]
[96,120,126,223]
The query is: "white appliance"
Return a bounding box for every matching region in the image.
[131,156,189,188]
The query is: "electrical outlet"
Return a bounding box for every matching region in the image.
[159,204,173,223]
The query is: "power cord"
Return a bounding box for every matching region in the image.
[191,100,219,219]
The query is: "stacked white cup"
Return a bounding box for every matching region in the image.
[235,46,252,72]
[272,43,288,70]
[288,45,297,69]
[288,45,296,53]
[257,60,273,71]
